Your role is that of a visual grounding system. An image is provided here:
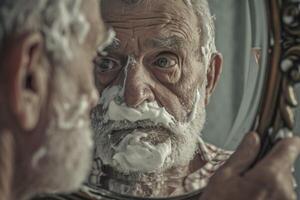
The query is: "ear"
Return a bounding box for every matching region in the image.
[6,33,48,131]
[205,53,223,106]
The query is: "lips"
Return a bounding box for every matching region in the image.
[109,126,172,147]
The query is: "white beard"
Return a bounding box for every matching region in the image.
[20,67,94,199]
[90,86,206,178]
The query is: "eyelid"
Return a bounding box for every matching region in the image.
[94,56,121,72]
[105,56,121,65]
[155,53,178,63]
[152,56,178,70]
[156,51,178,57]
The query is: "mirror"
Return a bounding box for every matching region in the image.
[32,0,300,199]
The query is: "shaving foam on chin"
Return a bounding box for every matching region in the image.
[112,131,172,173]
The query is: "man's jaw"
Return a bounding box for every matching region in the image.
[91,86,205,177]
[92,118,200,178]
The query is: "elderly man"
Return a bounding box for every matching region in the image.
[82,0,300,199]
[0,0,110,200]
[88,0,231,195]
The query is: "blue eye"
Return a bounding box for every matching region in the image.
[94,57,120,72]
[154,56,177,68]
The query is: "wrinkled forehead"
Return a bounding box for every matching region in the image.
[101,0,198,42]
[102,0,192,15]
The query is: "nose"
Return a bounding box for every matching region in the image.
[123,64,155,108]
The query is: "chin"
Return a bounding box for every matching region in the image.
[93,124,199,175]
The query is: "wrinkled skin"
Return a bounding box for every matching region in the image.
[91,0,300,200]
[95,0,221,120]
[90,0,222,197]
[0,1,108,200]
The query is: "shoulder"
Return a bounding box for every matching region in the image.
[205,143,233,163]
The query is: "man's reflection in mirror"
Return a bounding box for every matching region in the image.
[0,0,108,199]
[86,0,300,199]
[89,0,230,196]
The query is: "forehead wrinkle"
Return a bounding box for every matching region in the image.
[105,11,196,43]
[104,16,171,30]
[105,20,194,51]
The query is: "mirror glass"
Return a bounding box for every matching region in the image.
[203,0,268,150]
[85,0,268,199]
[34,0,268,199]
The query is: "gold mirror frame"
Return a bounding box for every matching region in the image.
[33,0,300,199]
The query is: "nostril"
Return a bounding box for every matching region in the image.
[144,87,155,102]
[124,85,155,108]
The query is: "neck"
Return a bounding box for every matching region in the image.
[92,153,206,197]
[0,128,14,200]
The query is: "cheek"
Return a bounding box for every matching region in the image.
[172,64,206,112]
[95,70,122,88]
[151,67,181,84]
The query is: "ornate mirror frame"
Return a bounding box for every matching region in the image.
[33,0,300,200]
[255,0,300,161]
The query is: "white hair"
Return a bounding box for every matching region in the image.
[184,0,216,68]
[0,0,90,63]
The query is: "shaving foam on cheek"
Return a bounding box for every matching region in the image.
[99,86,123,109]
[112,131,172,173]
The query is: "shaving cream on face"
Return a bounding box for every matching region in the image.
[112,131,172,173]
[106,101,176,126]
[99,86,176,127]
[92,80,205,174]
[99,86,122,109]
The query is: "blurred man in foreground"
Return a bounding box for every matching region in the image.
[0,0,110,199]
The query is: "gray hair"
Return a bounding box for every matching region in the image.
[0,0,90,63]
[184,0,216,67]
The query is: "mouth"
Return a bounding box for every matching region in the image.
[109,126,172,146]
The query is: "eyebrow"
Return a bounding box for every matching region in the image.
[97,28,117,53]
[145,35,186,51]
[103,37,121,52]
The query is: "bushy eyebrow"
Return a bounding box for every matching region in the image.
[98,35,186,55]
[145,35,186,51]
[97,28,117,53]
[102,37,121,52]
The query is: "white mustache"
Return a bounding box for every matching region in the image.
[98,86,201,127]
[103,100,176,127]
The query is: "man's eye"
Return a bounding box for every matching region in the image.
[153,56,177,69]
[94,57,120,72]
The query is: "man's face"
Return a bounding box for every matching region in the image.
[90,0,212,178]
[16,0,109,196]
